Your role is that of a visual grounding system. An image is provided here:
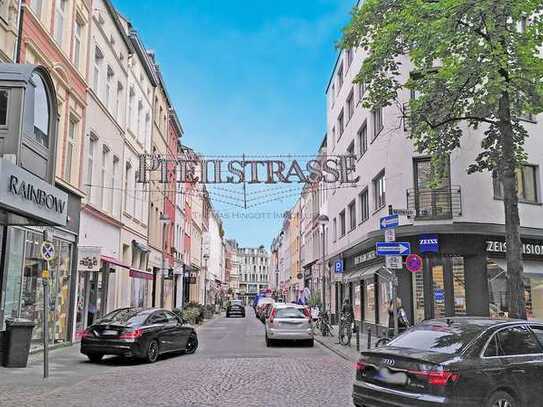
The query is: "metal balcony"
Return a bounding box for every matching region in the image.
[406,185,462,220]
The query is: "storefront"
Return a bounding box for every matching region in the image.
[344,232,543,334]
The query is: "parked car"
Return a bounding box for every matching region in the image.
[353,317,543,407]
[80,307,198,363]
[226,299,245,318]
[265,303,313,347]
[255,297,274,319]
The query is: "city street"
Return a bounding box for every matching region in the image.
[0,310,354,407]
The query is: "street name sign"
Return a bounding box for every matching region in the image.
[376,242,411,256]
[385,255,403,269]
[380,214,399,230]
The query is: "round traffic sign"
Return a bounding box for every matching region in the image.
[41,241,55,261]
[405,254,423,273]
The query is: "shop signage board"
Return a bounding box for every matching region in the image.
[392,208,415,217]
[334,259,344,273]
[385,255,403,269]
[406,254,423,273]
[380,214,399,230]
[419,234,439,253]
[486,240,543,257]
[78,246,101,272]
[0,159,68,226]
[376,242,411,256]
[354,250,377,266]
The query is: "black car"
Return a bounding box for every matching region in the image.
[353,318,543,407]
[226,300,245,318]
[80,307,198,363]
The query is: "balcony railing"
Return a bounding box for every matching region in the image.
[406,185,462,220]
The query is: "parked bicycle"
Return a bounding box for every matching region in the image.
[315,311,334,337]
[338,312,353,346]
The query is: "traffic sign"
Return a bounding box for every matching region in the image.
[405,254,423,273]
[384,228,395,242]
[334,259,344,273]
[385,255,403,269]
[391,208,415,217]
[376,242,411,256]
[380,214,399,230]
[41,241,55,261]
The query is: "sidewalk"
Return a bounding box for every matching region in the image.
[314,325,377,362]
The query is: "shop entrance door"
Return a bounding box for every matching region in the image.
[428,257,467,319]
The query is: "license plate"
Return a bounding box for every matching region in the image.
[376,368,407,385]
[101,330,118,336]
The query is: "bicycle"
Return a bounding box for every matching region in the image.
[338,313,353,345]
[316,311,334,337]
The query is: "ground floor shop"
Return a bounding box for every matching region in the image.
[335,232,543,335]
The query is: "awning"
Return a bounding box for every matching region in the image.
[132,239,150,253]
[489,259,543,279]
[101,255,130,269]
[129,268,154,280]
[345,263,386,282]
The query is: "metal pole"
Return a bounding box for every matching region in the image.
[387,205,399,338]
[161,239,165,309]
[42,260,49,379]
[356,322,360,351]
[321,223,325,310]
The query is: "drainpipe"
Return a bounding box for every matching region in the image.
[14,0,23,62]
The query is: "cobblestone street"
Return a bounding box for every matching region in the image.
[0,311,354,407]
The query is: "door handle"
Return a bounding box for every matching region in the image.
[512,369,526,374]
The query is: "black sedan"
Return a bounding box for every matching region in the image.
[353,318,543,407]
[80,307,198,363]
[226,299,245,318]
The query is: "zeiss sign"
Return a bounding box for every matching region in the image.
[419,234,439,253]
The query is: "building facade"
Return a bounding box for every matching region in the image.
[237,246,270,303]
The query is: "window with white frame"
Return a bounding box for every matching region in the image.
[115,82,123,122]
[359,188,369,223]
[339,210,346,237]
[111,156,119,215]
[105,66,114,109]
[64,117,77,183]
[54,0,66,45]
[73,19,83,68]
[338,109,344,137]
[333,218,337,242]
[358,81,365,102]
[128,87,135,131]
[86,134,97,200]
[358,122,367,158]
[30,0,42,18]
[101,146,110,211]
[493,165,539,203]
[373,170,386,210]
[137,100,143,142]
[372,107,383,140]
[337,62,344,89]
[347,89,354,121]
[93,47,103,95]
[347,140,355,157]
[348,200,356,231]
[124,162,131,214]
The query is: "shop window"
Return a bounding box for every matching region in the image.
[0,89,8,125]
[412,269,425,323]
[493,165,539,203]
[1,228,25,325]
[378,277,392,326]
[452,257,467,315]
[363,280,375,323]
[432,265,446,318]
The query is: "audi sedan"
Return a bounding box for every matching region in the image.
[353,318,543,407]
[226,299,246,318]
[80,307,198,363]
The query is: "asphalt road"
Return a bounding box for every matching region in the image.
[0,309,354,407]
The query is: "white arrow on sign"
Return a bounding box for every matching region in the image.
[380,215,399,229]
[376,242,411,255]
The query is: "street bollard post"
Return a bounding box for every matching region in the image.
[367,328,371,349]
[356,322,360,351]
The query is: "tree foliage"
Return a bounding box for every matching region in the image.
[340,0,543,172]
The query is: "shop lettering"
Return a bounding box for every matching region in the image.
[79,256,98,270]
[420,238,438,245]
[9,175,66,214]
[354,250,376,265]
[486,241,543,256]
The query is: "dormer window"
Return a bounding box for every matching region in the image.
[32,72,49,147]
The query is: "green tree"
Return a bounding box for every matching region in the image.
[340,0,543,318]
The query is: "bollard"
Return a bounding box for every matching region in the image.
[356,322,360,352]
[367,328,372,349]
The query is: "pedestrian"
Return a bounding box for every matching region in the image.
[388,297,409,336]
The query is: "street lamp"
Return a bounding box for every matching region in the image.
[318,214,329,312]
[203,253,210,305]
[160,213,170,308]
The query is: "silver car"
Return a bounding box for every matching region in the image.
[265,303,313,347]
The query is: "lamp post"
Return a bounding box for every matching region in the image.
[318,214,329,312]
[159,213,170,308]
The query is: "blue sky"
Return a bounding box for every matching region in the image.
[114,0,355,247]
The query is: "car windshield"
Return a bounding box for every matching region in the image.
[388,323,483,354]
[97,308,149,327]
[276,307,306,319]
[232,300,242,306]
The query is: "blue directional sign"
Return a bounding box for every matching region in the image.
[380,214,399,230]
[376,242,411,256]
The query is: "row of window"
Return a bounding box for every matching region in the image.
[332,171,385,242]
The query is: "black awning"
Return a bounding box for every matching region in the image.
[132,239,150,253]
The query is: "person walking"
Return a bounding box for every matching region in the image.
[388,297,409,337]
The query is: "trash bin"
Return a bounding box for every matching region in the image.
[3,318,35,368]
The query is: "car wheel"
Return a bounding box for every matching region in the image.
[185,333,198,354]
[306,339,314,347]
[145,340,160,363]
[87,353,103,363]
[487,391,516,407]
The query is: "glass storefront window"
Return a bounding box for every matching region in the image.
[526,276,543,320]
[364,280,375,323]
[452,257,466,316]
[432,265,446,318]
[131,277,149,307]
[412,270,425,323]
[1,228,25,324]
[378,277,391,326]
